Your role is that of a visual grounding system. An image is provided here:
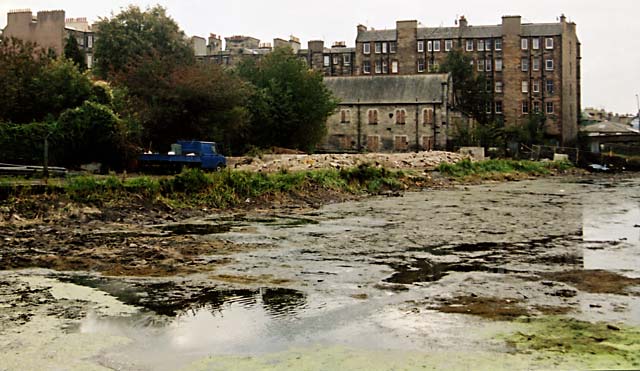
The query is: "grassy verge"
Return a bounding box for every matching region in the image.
[437,159,573,179]
[1,159,574,209]
[58,164,405,208]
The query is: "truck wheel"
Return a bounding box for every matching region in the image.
[215,165,224,172]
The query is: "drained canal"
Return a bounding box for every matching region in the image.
[1,175,639,370]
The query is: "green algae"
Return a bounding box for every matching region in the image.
[503,317,640,369]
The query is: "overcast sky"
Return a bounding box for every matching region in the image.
[1,0,639,115]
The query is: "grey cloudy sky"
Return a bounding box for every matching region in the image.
[1,0,639,115]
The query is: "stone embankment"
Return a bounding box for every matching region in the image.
[228,151,466,172]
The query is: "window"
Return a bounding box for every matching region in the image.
[333,56,339,65]
[375,42,382,54]
[382,60,388,74]
[532,58,540,71]
[417,41,424,52]
[532,38,540,50]
[521,58,529,72]
[533,80,540,93]
[486,102,492,114]
[417,58,425,72]
[423,109,434,124]
[363,43,371,54]
[389,42,397,53]
[494,38,502,51]
[477,59,485,72]
[395,109,406,124]
[533,101,541,113]
[323,55,330,67]
[363,60,371,74]
[340,109,351,123]
[366,135,380,151]
[485,80,492,92]
[433,40,441,52]
[545,37,554,49]
[477,40,485,51]
[495,101,503,114]
[427,40,433,52]
[495,81,503,93]
[86,54,93,68]
[391,60,398,73]
[445,40,453,52]
[368,109,378,124]
[394,135,409,151]
[375,60,382,74]
[485,59,492,71]
[485,39,492,51]
[344,54,351,66]
[545,59,554,71]
[521,38,528,50]
[87,35,93,48]
[77,36,84,46]
[522,81,529,93]
[495,58,503,72]
[546,79,554,94]
[546,102,554,114]
[382,42,388,54]
[466,40,474,51]
[522,101,529,114]
[428,60,439,72]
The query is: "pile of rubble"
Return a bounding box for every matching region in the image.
[228,151,467,172]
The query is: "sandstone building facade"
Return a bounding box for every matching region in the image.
[351,16,581,146]
[323,74,452,152]
[201,15,580,147]
[2,9,95,68]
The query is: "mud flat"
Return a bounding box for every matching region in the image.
[1,174,639,370]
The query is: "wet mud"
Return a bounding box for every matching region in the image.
[1,174,640,370]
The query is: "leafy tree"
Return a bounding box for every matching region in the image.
[93,5,195,80]
[115,54,250,152]
[56,101,127,167]
[439,49,492,126]
[34,58,94,120]
[64,34,87,71]
[0,37,52,123]
[238,47,338,152]
[504,112,546,147]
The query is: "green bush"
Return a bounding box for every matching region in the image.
[167,168,212,193]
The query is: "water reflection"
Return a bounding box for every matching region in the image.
[582,179,640,276]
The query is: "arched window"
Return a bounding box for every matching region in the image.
[395,109,406,124]
[368,109,378,125]
[423,108,434,125]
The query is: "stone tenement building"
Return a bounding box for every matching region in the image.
[202,14,580,147]
[323,74,452,152]
[2,9,95,68]
[351,15,581,146]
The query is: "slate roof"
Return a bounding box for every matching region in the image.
[357,23,562,42]
[581,121,640,135]
[324,74,450,105]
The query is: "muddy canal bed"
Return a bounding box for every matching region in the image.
[1,175,640,370]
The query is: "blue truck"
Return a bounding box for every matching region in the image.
[138,140,226,172]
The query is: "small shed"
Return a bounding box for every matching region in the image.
[581,120,640,154]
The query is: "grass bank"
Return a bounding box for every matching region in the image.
[2,159,574,210]
[61,164,405,208]
[437,158,573,179]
